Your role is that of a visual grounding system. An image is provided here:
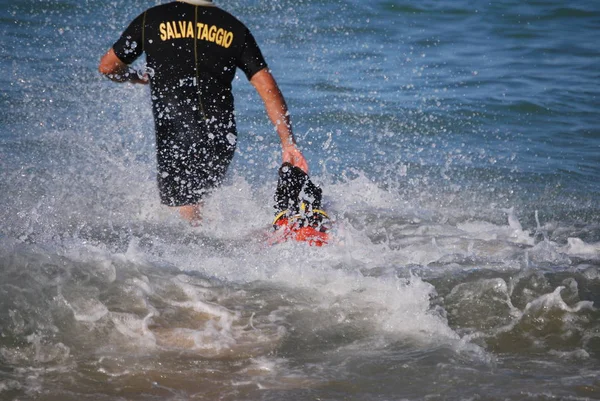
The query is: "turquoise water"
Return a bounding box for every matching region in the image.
[1,0,599,400]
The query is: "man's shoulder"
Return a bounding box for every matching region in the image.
[199,5,250,30]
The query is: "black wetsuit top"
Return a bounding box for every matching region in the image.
[112,1,267,206]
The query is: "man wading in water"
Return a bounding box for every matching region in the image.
[99,0,308,225]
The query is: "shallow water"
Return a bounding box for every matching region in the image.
[1,0,599,400]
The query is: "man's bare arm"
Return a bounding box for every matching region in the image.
[250,68,308,172]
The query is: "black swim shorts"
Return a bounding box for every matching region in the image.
[155,105,236,206]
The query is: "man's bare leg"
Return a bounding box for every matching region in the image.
[178,204,203,226]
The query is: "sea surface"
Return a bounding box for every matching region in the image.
[1,0,599,400]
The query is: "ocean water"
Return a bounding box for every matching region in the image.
[1,0,599,399]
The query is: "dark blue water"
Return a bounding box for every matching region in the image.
[1,0,599,400]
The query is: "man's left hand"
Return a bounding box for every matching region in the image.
[283,145,308,173]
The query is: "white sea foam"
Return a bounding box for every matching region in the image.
[565,238,600,259]
[524,286,594,314]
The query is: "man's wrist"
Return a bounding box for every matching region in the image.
[282,142,297,151]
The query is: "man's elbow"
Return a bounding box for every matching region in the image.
[98,48,123,76]
[98,63,111,76]
[98,59,119,76]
